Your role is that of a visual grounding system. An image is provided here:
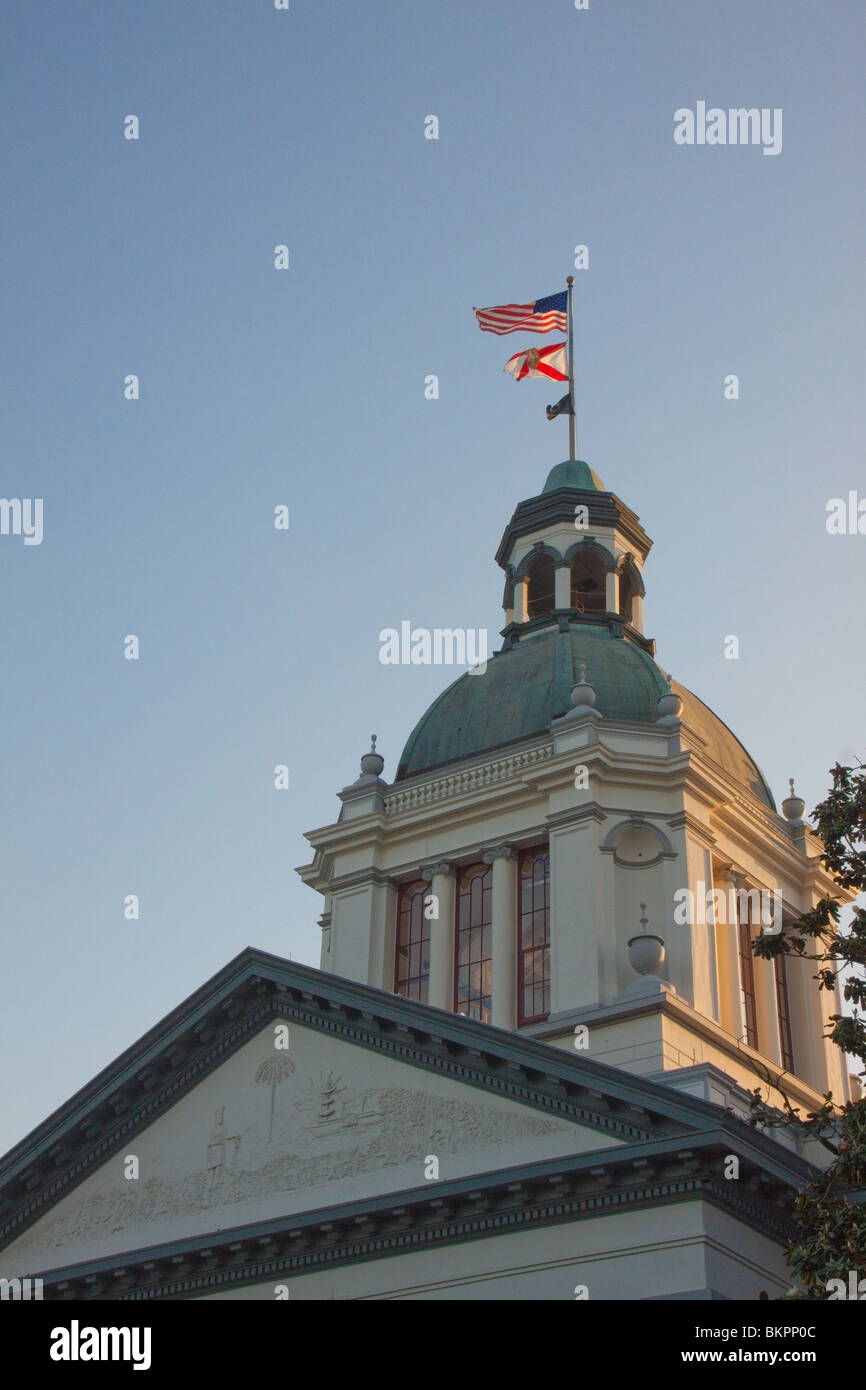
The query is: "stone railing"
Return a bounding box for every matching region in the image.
[384,744,553,814]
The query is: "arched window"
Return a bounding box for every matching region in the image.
[395,880,431,1003]
[518,847,551,1024]
[526,555,555,619]
[619,562,639,625]
[455,863,492,1021]
[570,551,606,613]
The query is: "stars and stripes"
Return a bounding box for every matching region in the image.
[504,342,568,383]
[473,279,577,452]
[474,291,567,335]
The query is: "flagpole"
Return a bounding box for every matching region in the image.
[566,275,576,460]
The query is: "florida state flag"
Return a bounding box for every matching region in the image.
[504,341,568,383]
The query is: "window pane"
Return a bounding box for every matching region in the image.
[455,864,493,1015]
[396,881,431,1003]
[518,849,550,1024]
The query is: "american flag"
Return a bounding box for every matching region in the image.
[474,291,567,335]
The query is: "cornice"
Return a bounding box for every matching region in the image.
[537,990,834,1116]
[342,828,554,893]
[707,797,842,894]
[666,810,718,852]
[1,953,740,1254]
[326,866,396,894]
[495,490,652,570]
[676,750,826,881]
[546,803,608,830]
[527,745,692,797]
[38,1131,802,1300]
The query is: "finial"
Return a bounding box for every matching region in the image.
[656,679,683,723]
[569,662,596,712]
[626,904,666,982]
[781,777,806,823]
[359,734,385,780]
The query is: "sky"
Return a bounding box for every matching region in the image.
[1,0,864,1155]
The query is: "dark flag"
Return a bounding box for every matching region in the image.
[546,393,574,421]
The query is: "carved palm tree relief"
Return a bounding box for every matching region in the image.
[254,1055,295,1141]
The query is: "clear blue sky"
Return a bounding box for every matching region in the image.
[1,0,863,1154]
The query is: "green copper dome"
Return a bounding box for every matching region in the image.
[395,625,775,809]
[542,459,605,493]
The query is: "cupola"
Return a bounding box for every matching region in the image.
[496,459,652,650]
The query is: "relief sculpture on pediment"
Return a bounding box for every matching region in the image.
[8,1048,570,1261]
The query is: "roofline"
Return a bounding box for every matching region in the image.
[495,487,653,570]
[32,1125,810,1299]
[670,678,776,811]
[0,949,803,1253]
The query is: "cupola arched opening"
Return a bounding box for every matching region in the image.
[617,555,645,625]
[619,566,638,625]
[526,554,555,619]
[570,551,606,614]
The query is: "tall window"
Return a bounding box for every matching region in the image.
[570,552,606,613]
[518,847,550,1024]
[395,880,431,1003]
[737,893,758,1049]
[455,864,492,1021]
[526,555,555,619]
[775,952,794,1071]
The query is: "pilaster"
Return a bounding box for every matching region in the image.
[422,861,457,1011]
[716,867,744,1039]
[483,844,518,1029]
[554,564,571,609]
[549,812,605,1013]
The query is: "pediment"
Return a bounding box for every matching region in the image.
[0,949,714,1279]
[4,1014,618,1273]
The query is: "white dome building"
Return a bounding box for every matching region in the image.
[0,458,854,1303]
[303,457,850,1115]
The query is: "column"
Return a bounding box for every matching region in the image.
[751,889,782,1064]
[368,880,398,993]
[804,952,832,1092]
[422,861,456,1012]
[716,867,744,1038]
[513,579,527,622]
[484,844,517,1029]
[549,819,602,1013]
[785,947,824,1091]
[554,565,571,610]
[329,883,377,984]
[605,569,619,613]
